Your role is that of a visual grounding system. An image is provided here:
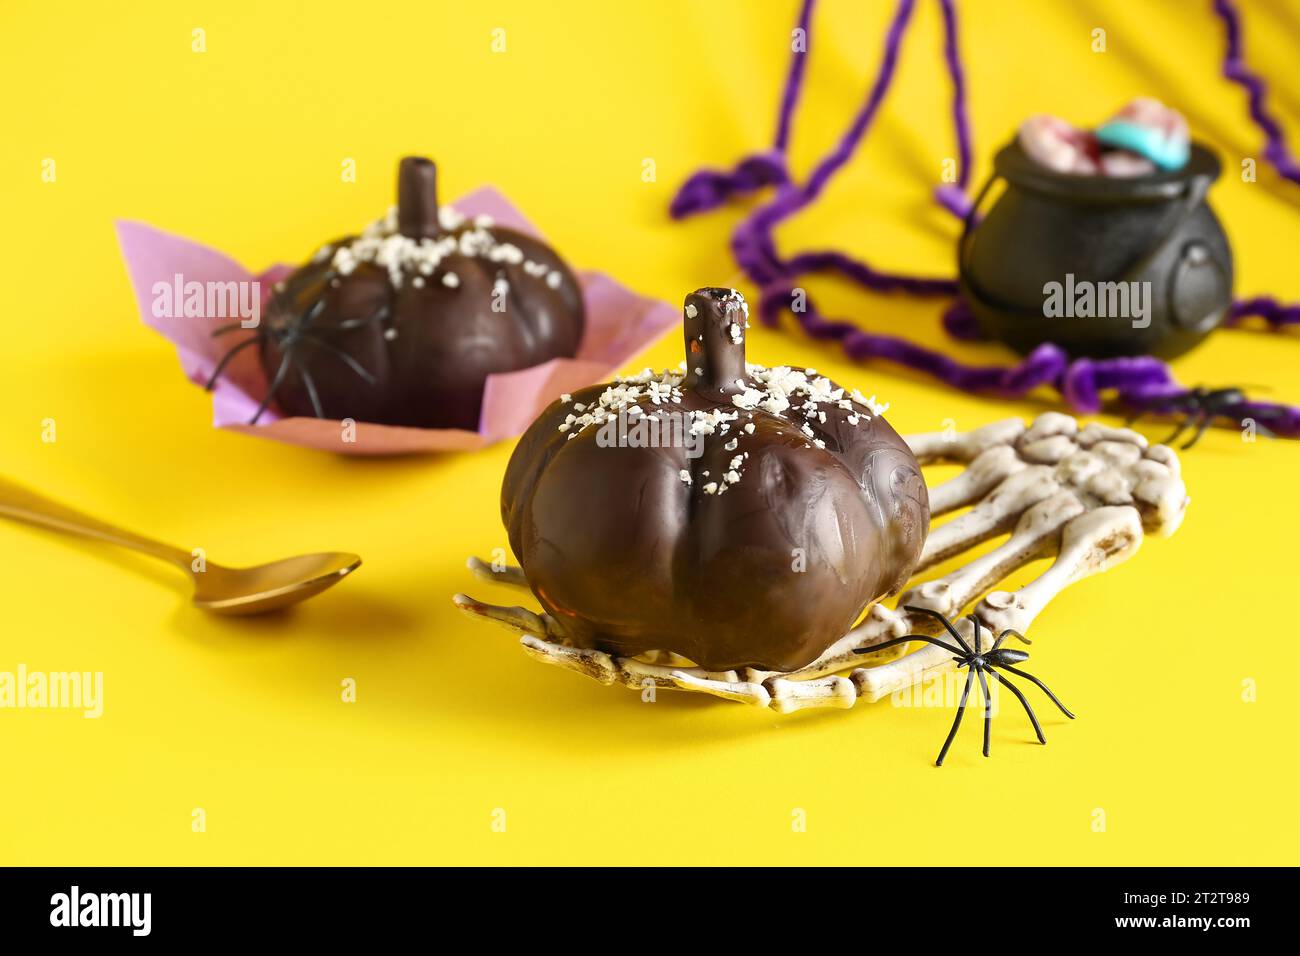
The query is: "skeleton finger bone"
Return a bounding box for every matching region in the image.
[926,444,1027,515]
[848,615,981,706]
[907,417,1026,464]
[451,593,555,640]
[465,556,529,588]
[919,465,1059,569]
[902,490,1086,619]
[975,505,1143,636]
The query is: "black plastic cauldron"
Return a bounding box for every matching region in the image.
[958,141,1232,360]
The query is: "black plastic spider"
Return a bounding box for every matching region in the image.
[204,271,386,424]
[1125,385,1286,449]
[855,606,1074,766]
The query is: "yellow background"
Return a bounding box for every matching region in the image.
[2,0,1298,865]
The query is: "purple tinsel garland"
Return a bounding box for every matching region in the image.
[1213,0,1300,331]
[672,0,1300,439]
[1213,0,1300,187]
[668,0,809,220]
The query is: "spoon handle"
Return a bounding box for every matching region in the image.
[0,476,193,570]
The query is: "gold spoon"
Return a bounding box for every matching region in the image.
[0,476,360,614]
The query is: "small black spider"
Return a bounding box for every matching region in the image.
[855,606,1074,766]
[1125,385,1287,449]
[204,271,384,424]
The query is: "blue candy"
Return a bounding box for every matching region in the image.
[1096,119,1189,172]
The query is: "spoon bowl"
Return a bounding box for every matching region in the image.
[191,551,362,614]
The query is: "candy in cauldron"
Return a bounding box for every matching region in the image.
[235,157,584,429]
[958,140,1232,360]
[500,288,929,673]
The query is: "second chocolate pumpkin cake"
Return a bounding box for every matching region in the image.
[215,156,585,429]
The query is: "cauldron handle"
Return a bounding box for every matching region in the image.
[958,168,1216,314]
[956,170,1002,282]
[1101,172,1215,291]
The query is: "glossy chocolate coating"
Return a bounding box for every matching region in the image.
[502,288,929,672]
[259,157,584,429]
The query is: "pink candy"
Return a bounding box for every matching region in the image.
[1110,96,1190,148]
[1098,150,1158,178]
[1018,115,1105,175]
[1018,97,1191,177]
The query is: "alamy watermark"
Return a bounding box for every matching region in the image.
[0,664,103,718]
[151,273,260,328]
[891,669,1001,714]
[1043,273,1150,329]
[595,410,705,459]
[50,886,150,936]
